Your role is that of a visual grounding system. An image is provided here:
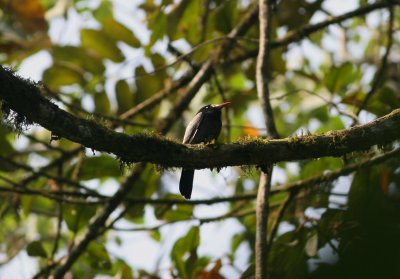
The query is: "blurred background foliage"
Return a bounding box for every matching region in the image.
[0,0,400,278]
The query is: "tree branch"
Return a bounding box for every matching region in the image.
[255,0,278,277]
[226,0,400,65]
[1,68,399,169]
[355,6,395,117]
[47,5,263,277]
[271,0,400,48]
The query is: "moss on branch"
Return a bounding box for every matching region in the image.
[1,66,400,169]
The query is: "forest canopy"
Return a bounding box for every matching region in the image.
[0,0,399,278]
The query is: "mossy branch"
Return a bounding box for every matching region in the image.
[1,66,400,169]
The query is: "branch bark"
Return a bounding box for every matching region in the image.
[47,5,263,277]
[255,0,278,278]
[1,66,400,169]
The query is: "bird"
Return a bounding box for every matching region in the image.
[179,102,230,199]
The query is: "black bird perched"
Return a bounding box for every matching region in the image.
[179,102,230,199]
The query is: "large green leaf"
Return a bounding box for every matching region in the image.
[85,242,112,270]
[268,228,309,278]
[52,45,105,74]
[78,156,121,180]
[81,28,124,62]
[63,204,97,232]
[43,64,84,90]
[94,92,111,115]
[27,240,48,258]
[171,226,200,279]
[134,66,164,104]
[115,79,134,114]
[213,0,237,34]
[102,18,141,48]
[322,62,361,95]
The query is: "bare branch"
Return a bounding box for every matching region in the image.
[355,6,395,117]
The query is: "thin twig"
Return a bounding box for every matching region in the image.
[355,6,395,118]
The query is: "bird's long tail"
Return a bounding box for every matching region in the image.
[179,169,194,199]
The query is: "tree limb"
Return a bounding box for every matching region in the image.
[255,0,278,277]
[1,67,399,169]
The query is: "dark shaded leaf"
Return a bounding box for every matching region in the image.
[78,156,121,180]
[27,240,47,258]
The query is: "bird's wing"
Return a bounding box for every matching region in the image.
[183,112,204,144]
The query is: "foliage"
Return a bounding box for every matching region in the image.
[0,0,399,278]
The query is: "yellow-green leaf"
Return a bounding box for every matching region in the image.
[94,92,111,114]
[102,18,141,48]
[43,64,84,90]
[81,28,124,62]
[115,79,134,114]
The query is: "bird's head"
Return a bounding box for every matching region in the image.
[198,102,230,114]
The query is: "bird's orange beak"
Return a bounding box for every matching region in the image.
[215,102,230,109]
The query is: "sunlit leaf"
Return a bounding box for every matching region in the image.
[43,64,84,90]
[93,0,113,22]
[304,232,318,257]
[102,18,141,48]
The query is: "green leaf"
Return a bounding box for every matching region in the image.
[300,157,342,179]
[43,64,84,90]
[86,242,112,270]
[213,0,237,34]
[78,156,120,180]
[367,86,400,116]
[53,46,105,74]
[27,240,48,258]
[125,165,160,220]
[163,204,193,221]
[81,28,124,62]
[149,12,167,47]
[231,233,244,254]
[134,66,164,104]
[94,92,111,115]
[268,229,309,278]
[166,0,191,39]
[115,79,134,114]
[63,205,97,232]
[171,226,200,279]
[323,62,360,94]
[0,126,15,171]
[150,230,161,242]
[102,18,141,48]
[93,0,113,22]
